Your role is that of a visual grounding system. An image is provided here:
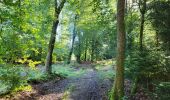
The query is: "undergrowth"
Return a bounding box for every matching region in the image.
[52,64,86,78]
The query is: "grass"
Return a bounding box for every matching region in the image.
[95,59,116,70]
[97,69,115,80]
[27,68,47,81]
[62,84,76,100]
[0,60,116,96]
[0,64,86,96]
[94,60,115,80]
[52,64,86,78]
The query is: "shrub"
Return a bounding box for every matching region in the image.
[125,47,169,89]
[0,65,28,95]
[155,82,170,100]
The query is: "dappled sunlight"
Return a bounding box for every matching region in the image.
[96,59,115,66]
[52,64,86,78]
[1,0,170,99]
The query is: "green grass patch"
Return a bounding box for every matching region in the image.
[97,69,115,80]
[52,64,86,78]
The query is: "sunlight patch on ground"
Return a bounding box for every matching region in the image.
[95,59,116,70]
[96,59,116,65]
[52,64,86,78]
[95,65,115,80]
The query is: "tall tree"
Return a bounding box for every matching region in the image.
[139,0,147,50]
[112,0,126,99]
[45,0,66,74]
[67,14,78,64]
[130,0,147,94]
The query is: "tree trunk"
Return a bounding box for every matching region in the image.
[45,0,66,74]
[91,38,95,62]
[155,32,159,47]
[139,0,146,50]
[67,15,78,64]
[139,13,145,50]
[84,40,87,61]
[112,0,126,99]
[67,32,76,64]
[0,16,2,35]
[84,49,87,61]
[77,42,81,63]
[131,0,147,95]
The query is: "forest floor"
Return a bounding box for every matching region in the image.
[2,63,115,100]
[0,61,150,100]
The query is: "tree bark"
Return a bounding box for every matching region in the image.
[91,38,95,62]
[67,15,78,64]
[84,39,87,61]
[139,13,145,50]
[112,0,126,99]
[139,0,146,50]
[131,0,147,95]
[67,32,76,64]
[77,41,81,63]
[155,32,159,47]
[45,0,66,74]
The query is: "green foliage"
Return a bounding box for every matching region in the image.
[0,65,46,95]
[54,44,69,61]
[97,69,115,80]
[155,82,170,100]
[125,47,169,84]
[149,0,170,43]
[52,64,86,78]
[0,0,53,64]
[0,65,28,95]
[27,68,46,81]
[0,0,170,98]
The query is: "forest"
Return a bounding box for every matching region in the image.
[0,0,170,100]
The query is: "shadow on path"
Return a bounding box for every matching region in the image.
[6,66,113,100]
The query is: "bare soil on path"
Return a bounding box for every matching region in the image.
[10,66,113,100]
[0,64,151,100]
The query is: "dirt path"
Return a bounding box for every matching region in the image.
[0,64,151,100]
[14,67,113,100]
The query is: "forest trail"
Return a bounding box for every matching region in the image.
[14,65,113,100]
